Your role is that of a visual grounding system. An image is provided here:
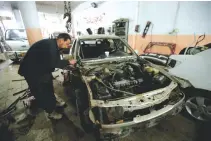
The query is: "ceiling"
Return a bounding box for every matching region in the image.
[35,1,85,11]
[9,1,105,15]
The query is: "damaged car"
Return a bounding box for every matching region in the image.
[140,48,211,122]
[64,35,185,140]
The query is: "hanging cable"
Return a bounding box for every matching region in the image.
[63,1,72,33]
[150,23,154,43]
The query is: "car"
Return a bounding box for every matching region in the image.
[179,34,211,55]
[140,49,211,122]
[4,29,29,62]
[63,35,185,140]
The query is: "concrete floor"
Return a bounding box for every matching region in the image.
[0,62,210,141]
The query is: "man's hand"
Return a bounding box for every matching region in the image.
[69,59,77,65]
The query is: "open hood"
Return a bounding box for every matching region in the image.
[169,49,211,91]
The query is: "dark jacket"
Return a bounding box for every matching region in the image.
[18,39,69,77]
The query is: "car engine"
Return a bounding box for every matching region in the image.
[83,61,171,100]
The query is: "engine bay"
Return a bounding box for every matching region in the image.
[83,60,171,100]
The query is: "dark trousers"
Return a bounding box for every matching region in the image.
[24,73,56,113]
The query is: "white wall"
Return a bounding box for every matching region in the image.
[138,1,211,35]
[38,12,67,38]
[72,1,211,36]
[138,1,178,34]
[72,1,137,35]
[176,1,210,35]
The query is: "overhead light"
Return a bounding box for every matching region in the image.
[91,2,97,8]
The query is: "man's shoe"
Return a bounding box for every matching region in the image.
[55,95,66,107]
[48,111,63,120]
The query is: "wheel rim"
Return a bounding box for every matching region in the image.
[185,96,211,121]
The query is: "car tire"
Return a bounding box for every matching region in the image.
[75,89,94,133]
[182,88,211,122]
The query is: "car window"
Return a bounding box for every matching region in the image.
[113,39,132,54]
[79,38,134,59]
[5,29,27,40]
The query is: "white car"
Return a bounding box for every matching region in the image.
[141,49,211,122]
[4,29,29,62]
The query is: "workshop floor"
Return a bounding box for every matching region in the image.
[0,63,210,141]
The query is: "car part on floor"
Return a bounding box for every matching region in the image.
[0,89,30,118]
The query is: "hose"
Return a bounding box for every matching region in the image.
[95,77,135,96]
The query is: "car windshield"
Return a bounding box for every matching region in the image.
[79,38,134,59]
[5,29,27,40]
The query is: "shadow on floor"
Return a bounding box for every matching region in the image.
[195,121,211,141]
[50,114,85,141]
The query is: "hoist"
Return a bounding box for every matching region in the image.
[63,1,71,33]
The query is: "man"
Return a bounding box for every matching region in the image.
[18,33,76,120]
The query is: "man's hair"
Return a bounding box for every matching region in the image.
[57,33,71,41]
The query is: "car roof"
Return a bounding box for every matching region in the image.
[78,35,121,40]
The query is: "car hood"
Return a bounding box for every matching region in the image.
[168,49,211,91]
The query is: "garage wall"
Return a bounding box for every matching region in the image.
[72,1,137,35]
[176,1,210,35]
[38,12,67,38]
[130,1,211,54]
[73,1,211,54]
[131,1,211,54]
[138,1,210,35]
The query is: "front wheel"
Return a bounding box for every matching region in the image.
[183,89,211,122]
[75,89,94,133]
